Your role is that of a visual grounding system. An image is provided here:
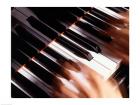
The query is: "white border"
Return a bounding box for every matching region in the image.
[0,0,140,105]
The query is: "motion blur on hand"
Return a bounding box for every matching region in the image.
[56,61,122,98]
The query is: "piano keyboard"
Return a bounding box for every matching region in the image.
[11,7,129,98]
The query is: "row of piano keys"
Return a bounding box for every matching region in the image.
[11,7,129,98]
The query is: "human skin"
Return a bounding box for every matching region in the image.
[61,61,122,98]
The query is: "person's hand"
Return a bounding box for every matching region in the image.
[60,61,122,98]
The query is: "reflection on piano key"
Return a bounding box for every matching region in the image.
[97,7,124,19]
[12,69,50,98]
[43,47,69,62]
[56,36,93,61]
[11,81,32,98]
[76,19,112,42]
[83,13,111,30]
[33,53,71,80]
[18,66,54,96]
[25,60,65,88]
[107,7,128,13]
[64,29,101,53]
[90,7,126,27]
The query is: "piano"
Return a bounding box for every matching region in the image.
[11,7,129,98]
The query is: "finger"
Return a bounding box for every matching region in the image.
[59,85,80,98]
[62,60,81,72]
[63,61,98,97]
[77,62,122,98]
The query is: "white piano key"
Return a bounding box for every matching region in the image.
[49,41,112,79]
[40,50,58,63]
[49,42,78,62]
[61,32,120,72]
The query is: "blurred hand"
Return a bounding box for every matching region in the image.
[60,61,122,98]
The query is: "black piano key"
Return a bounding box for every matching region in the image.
[28,7,57,19]
[56,36,93,61]
[113,64,129,82]
[107,7,128,13]
[90,8,123,24]
[41,19,66,33]
[11,32,18,48]
[27,11,66,33]
[83,14,111,30]
[107,7,123,13]
[12,49,30,65]
[66,29,102,51]
[29,7,74,20]
[55,13,77,28]
[25,60,63,89]
[118,7,128,12]
[34,53,70,80]
[43,47,81,72]
[113,65,129,97]
[28,9,66,33]
[27,16,59,40]
[80,7,91,11]
[11,83,30,98]
[83,13,128,39]
[57,11,77,25]
[43,47,69,62]
[68,8,112,30]
[29,8,80,32]
[76,21,112,42]
[125,7,129,10]
[15,25,46,51]
[12,68,50,98]
[40,19,67,33]
[65,29,101,53]
[12,33,38,57]
[67,7,85,17]
[90,8,111,21]
[12,33,37,65]
[11,60,23,74]
[29,8,77,27]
